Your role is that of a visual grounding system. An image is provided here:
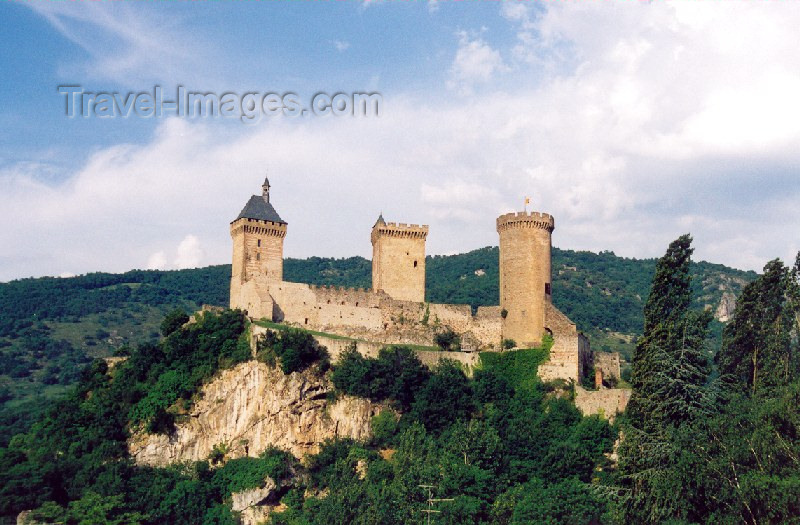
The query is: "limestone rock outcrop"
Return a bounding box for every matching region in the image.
[128,361,383,466]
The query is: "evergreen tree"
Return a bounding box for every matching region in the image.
[717,257,800,394]
[619,234,712,523]
[627,234,711,430]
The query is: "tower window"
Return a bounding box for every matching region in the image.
[413,260,418,268]
[257,239,261,247]
[256,253,260,261]
[545,283,551,295]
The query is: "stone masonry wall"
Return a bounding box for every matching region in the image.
[538,302,583,382]
[593,351,621,385]
[371,222,428,303]
[574,385,631,422]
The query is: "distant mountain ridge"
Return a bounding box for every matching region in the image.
[0,245,756,442]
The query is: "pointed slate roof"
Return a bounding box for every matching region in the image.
[234,195,286,224]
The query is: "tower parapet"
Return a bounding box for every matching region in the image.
[496,211,555,232]
[496,210,554,347]
[371,218,429,303]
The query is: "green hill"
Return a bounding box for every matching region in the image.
[0,247,756,443]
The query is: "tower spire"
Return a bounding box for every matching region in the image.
[262,174,271,203]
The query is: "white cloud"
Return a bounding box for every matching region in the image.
[4,2,800,281]
[332,40,351,52]
[448,30,507,91]
[174,235,204,269]
[147,251,168,271]
[26,3,213,86]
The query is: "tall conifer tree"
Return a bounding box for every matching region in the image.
[619,234,712,522]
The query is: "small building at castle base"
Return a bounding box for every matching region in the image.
[229,178,628,410]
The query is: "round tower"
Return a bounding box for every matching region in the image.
[496,211,555,347]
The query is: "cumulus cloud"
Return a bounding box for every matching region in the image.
[174,235,204,269]
[147,251,168,271]
[448,30,508,91]
[3,2,800,281]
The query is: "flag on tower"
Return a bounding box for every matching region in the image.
[524,197,530,205]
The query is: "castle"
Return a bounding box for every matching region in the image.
[230,177,608,385]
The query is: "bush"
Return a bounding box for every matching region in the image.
[331,346,430,410]
[411,360,474,433]
[502,338,516,350]
[257,328,330,374]
[161,308,190,336]
[434,328,461,351]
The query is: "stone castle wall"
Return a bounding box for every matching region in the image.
[593,351,621,385]
[371,222,428,303]
[236,277,505,350]
[538,302,591,383]
[303,332,481,375]
[497,212,554,347]
[574,385,631,421]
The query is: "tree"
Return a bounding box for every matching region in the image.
[626,234,711,431]
[619,234,712,523]
[717,258,800,394]
[160,308,189,337]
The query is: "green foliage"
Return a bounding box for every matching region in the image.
[478,348,549,396]
[127,309,251,430]
[501,338,516,350]
[257,328,330,375]
[370,410,398,446]
[410,360,474,434]
[212,448,296,494]
[160,308,190,337]
[619,235,713,523]
[506,477,606,525]
[717,258,800,394]
[626,235,711,432]
[434,328,461,351]
[331,346,430,410]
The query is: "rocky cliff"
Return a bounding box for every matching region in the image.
[128,360,384,466]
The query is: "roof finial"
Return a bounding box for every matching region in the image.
[262,173,271,202]
[375,212,386,227]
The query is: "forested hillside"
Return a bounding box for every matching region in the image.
[0,247,755,444]
[0,237,795,524]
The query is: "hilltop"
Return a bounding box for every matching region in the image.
[0,246,755,444]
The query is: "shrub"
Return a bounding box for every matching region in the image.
[161,308,190,337]
[434,328,461,351]
[257,328,330,374]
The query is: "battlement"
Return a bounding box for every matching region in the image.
[231,217,288,237]
[496,211,554,233]
[371,222,429,243]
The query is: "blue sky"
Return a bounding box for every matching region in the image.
[1,1,799,281]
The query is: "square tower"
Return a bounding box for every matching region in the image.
[230,177,287,307]
[371,215,428,303]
